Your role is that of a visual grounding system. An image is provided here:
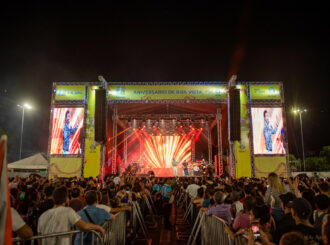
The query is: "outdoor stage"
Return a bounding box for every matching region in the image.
[48,81,289,179]
[104,102,227,178]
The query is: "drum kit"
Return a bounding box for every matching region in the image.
[188,160,208,176]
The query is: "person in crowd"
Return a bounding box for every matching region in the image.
[260,172,291,223]
[10,194,33,239]
[192,187,204,206]
[279,231,306,245]
[69,187,85,212]
[201,188,215,208]
[11,206,33,239]
[273,197,322,244]
[322,215,330,245]
[186,179,200,198]
[313,194,329,234]
[160,178,173,230]
[74,190,116,245]
[205,191,231,225]
[230,191,244,218]
[39,185,55,215]
[232,196,256,231]
[38,187,105,245]
[319,182,330,197]
[278,192,297,227]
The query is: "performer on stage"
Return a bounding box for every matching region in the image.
[62,110,78,154]
[182,160,188,176]
[193,163,200,176]
[263,110,279,153]
[172,158,178,176]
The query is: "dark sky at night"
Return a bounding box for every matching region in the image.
[0,1,329,161]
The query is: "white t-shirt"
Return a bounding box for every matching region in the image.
[234,201,244,217]
[186,184,200,198]
[38,206,81,245]
[96,204,111,213]
[113,177,121,185]
[11,208,26,232]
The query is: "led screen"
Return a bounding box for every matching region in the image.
[50,108,84,155]
[251,107,286,155]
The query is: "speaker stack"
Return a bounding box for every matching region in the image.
[229,87,241,141]
[94,89,106,143]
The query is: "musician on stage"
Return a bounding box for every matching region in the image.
[182,160,189,176]
[172,158,178,176]
[193,163,200,176]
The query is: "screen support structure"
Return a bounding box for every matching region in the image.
[192,139,195,163]
[111,105,118,174]
[124,130,128,174]
[227,76,237,178]
[207,124,212,165]
[216,106,223,176]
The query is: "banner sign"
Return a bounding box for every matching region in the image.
[49,157,82,178]
[250,85,281,100]
[234,85,252,177]
[83,86,101,177]
[107,85,227,101]
[55,85,86,101]
[254,156,287,178]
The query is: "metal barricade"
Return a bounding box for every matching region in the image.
[187,209,204,245]
[145,189,158,216]
[103,211,126,245]
[187,208,232,245]
[12,229,103,245]
[130,200,151,240]
[201,215,231,245]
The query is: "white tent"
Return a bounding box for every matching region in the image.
[8,153,48,170]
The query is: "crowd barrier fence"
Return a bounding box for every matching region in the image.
[12,229,103,245]
[102,211,126,245]
[175,188,247,245]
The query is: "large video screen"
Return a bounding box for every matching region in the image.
[50,108,84,155]
[251,107,286,155]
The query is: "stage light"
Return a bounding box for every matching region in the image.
[132,119,137,129]
[160,119,165,129]
[147,119,152,128]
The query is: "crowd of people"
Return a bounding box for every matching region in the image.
[176,173,330,245]
[8,172,330,245]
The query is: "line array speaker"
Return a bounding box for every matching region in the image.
[229,87,241,141]
[95,89,106,143]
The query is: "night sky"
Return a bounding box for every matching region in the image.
[0,1,329,162]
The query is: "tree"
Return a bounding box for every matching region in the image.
[305,156,327,171]
[289,154,302,171]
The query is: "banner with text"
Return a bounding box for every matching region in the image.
[55,85,86,101]
[83,86,101,177]
[234,85,252,177]
[250,84,281,100]
[107,84,227,101]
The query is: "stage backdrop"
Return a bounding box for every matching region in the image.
[121,135,192,177]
